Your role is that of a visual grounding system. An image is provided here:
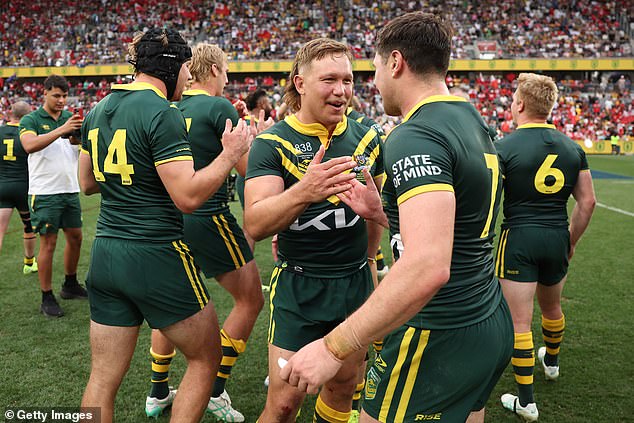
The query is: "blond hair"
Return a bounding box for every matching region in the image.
[283,38,353,112]
[189,43,227,83]
[516,73,558,119]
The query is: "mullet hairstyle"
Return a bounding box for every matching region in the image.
[284,38,353,113]
[188,43,227,83]
[376,12,453,77]
[516,73,558,119]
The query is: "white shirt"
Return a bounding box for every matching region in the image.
[28,136,79,195]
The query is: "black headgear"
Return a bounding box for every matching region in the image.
[129,28,192,100]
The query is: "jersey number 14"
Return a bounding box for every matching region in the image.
[88,128,135,185]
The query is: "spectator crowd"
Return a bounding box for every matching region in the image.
[0,0,631,67]
[1,71,631,142]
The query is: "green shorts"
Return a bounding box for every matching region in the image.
[86,237,210,329]
[29,193,82,234]
[183,212,253,278]
[363,300,513,422]
[268,263,373,351]
[0,181,28,210]
[235,174,245,209]
[495,226,570,285]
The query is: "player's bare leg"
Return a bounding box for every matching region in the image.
[259,345,307,423]
[161,303,222,423]
[37,233,57,291]
[0,208,12,252]
[216,259,263,343]
[466,408,485,423]
[81,322,140,423]
[62,227,82,276]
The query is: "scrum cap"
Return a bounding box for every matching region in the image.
[129,28,191,100]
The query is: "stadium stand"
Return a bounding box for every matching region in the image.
[1,0,631,66]
[0,1,631,142]
[1,72,631,143]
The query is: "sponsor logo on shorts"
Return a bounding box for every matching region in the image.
[415,413,442,420]
[507,269,520,275]
[374,354,388,373]
[365,367,380,400]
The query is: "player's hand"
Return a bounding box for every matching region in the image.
[61,114,83,137]
[337,167,384,222]
[221,118,253,163]
[279,338,343,395]
[254,109,275,134]
[298,146,357,203]
[233,99,247,118]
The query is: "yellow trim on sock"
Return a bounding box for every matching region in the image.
[151,377,168,383]
[220,355,239,367]
[542,315,565,331]
[315,395,351,423]
[514,332,533,351]
[515,374,534,385]
[220,329,247,354]
[512,357,535,367]
[543,335,563,344]
[151,363,171,373]
[217,372,231,379]
[150,348,176,361]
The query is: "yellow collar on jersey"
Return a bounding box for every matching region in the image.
[182,89,211,96]
[403,95,468,122]
[111,82,167,99]
[517,123,556,129]
[7,122,19,127]
[285,114,348,149]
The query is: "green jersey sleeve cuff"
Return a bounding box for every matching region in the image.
[397,183,454,206]
[154,156,193,167]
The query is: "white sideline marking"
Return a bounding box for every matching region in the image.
[597,202,634,217]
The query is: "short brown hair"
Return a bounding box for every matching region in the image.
[189,43,227,83]
[43,75,69,92]
[516,73,558,119]
[283,38,353,113]
[376,12,452,77]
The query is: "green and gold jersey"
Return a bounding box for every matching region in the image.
[178,90,239,216]
[19,107,73,138]
[81,82,192,241]
[247,114,383,276]
[0,123,28,183]
[346,107,385,137]
[382,96,503,329]
[496,124,589,229]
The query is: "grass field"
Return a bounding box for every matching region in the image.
[0,155,632,422]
